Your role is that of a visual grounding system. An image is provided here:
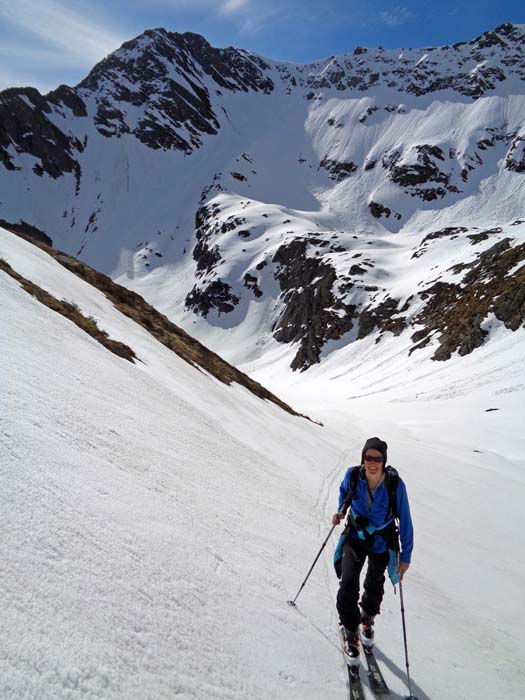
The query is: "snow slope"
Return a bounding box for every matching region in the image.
[0,228,343,699]
[2,228,525,700]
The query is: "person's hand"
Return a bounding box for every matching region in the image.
[331,513,343,526]
[398,561,410,579]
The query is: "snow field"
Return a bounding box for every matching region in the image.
[1,230,349,699]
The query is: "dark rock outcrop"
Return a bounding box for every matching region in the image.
[0,87,82,186]
[319,157,358,181]
[272,239,356,370]
[369,201,401,220]
[505,137,525,173]
[185,279,240,316]
[243,273,263,298]
[358,297,406,340]
[192,203,223,275]
[385,144,456,200]
[411,239,525,360]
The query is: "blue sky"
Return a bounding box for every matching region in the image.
[0,0,523,93]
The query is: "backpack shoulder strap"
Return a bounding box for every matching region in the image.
[384,465,399,519]
[350,465,361,491]
[341,465,362,514]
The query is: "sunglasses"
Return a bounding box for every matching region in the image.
[364,454,383,464]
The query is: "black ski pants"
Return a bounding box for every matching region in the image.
[336,538,389,633]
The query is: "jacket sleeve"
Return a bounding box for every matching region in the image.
[396,479,414,564]
[338,468,353,512]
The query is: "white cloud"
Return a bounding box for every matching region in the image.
[132,0,278,33]
[379,5,413,27]
[220,0,251,13]
[130,0,251,13]
[0,0,125,64]
[0,42,75,67]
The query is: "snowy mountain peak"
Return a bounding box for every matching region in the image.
[79,25,274,99]
[1,23,524,372]
[71,27,273,152]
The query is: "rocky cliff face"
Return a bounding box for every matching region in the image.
[0,87,84,185]
[1,23,524,371]
[77,29,273,153]
[411,236,525,360]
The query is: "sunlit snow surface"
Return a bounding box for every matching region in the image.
[1,227,524,699]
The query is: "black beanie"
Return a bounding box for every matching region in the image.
[361,437,388,466]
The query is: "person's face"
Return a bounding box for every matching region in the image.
[363,448,384,480]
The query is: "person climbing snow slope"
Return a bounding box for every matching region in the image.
[332,437,413,662]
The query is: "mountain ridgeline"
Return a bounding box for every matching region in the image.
[1,23,524,370]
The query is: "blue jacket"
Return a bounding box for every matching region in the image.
[338,466,413,564]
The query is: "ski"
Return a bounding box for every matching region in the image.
[340,626,366,700]
[363,646,390,695]
[347,665,366,700]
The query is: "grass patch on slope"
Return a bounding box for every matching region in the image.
[0,258,137,363]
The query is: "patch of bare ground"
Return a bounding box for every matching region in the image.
[0,257,137,362]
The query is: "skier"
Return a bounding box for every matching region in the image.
[332,437,413,662]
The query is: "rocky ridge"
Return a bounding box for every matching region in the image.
[292,23,525,98]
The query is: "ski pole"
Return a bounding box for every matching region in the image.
[287,523,336,607]
[399,577,418,700]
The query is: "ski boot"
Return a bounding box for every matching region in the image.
[340,625,360,667]
[360,612,375,648]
